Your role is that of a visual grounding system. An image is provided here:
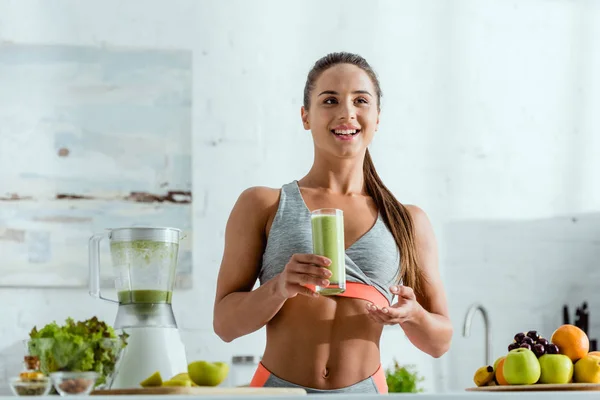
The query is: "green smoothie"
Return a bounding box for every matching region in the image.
[311,210,346,295]
[117,289,173,304]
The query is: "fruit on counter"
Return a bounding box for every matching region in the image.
[514,332,526,343]
[537,338,550,347]
[493,356,505,371]
[188,361,230,387]
[140,371,204,388]
[162,379,192,387]
[508,330,561,359]
[522,336,534,346]
[472,325,599,387]
[550,324,589,362]
[503,348,541,385]
[538,354,573,384]
[573,355,600,383]
[473,365,494,387]
[546,344,560,354]
[171,372,198,387]
[495,358,509,385]
[140,371,163,388]
[171,373,190,381]
[532,343,546,358]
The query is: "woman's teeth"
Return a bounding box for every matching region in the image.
[332,129,360,135]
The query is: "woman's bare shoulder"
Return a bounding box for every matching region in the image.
[404,204,436,245]
[235,186,281,212]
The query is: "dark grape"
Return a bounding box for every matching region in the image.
[522,337,534,346]
[508,342,520,352]
[537,338,549,347]
[527,330,540,341]
[514,332,526,343]
[533,343,546,357]
[546,344,560,354]
[520,343,532,350]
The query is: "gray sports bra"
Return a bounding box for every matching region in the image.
[259,181,401,304]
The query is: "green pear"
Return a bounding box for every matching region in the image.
[188,361,230,387]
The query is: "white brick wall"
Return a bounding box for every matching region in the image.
[1,0,599,394]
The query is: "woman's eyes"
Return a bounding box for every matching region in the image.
[323,97,369,105]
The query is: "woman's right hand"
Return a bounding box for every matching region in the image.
[274,254,332,299]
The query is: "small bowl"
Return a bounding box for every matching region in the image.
[50,372,99,396]
[9,377,52,396]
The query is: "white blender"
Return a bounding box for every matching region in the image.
[89,226,188,389]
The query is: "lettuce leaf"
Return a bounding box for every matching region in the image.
[28,317,127,386]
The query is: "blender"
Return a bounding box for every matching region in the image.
[89,227,188,389]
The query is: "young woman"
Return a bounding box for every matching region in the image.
[213,52,452,394]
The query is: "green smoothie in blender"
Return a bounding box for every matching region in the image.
[117,290,172,304]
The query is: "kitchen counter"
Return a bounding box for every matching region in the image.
[1,392,600,399]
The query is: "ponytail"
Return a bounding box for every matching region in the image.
[363,149,425,296]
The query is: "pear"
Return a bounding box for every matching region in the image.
[188,361,229,386]
[140,371,163,387]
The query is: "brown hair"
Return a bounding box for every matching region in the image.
[303,52,425,296]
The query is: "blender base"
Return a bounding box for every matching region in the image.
[110,326,187,389]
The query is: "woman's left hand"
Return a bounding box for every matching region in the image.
[365,285,424,325]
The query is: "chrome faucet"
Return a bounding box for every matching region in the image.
[463,303,492,366]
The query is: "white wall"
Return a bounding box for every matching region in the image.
[0,0,599,394]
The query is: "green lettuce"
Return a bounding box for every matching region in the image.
[28,317,127,386]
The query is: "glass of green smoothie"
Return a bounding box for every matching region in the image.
[311,208,346,295]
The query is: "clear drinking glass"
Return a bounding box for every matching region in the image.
[310,208,346,295]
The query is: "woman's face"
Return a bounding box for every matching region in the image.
[301,63,380,160]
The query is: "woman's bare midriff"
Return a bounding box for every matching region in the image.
[260,294,384,390]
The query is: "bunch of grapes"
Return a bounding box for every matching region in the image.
[508,330,560,358]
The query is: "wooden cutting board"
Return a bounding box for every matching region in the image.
[466,383,600,392]
[91,387,307,396]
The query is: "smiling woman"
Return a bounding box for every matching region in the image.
[213,52,453,394]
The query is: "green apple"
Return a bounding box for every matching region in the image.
[163,379,192,387]
[503,348,541,385]
[188,361,230,386]
[140,371,162,387]
[538,354,573,384]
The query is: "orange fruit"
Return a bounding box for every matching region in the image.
[495,358,509,385]
[589,351,600,357]
[550,324,589,362]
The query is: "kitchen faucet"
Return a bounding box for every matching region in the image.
[463,303,492,366]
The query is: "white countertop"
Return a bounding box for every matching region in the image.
[1,392,600,399]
